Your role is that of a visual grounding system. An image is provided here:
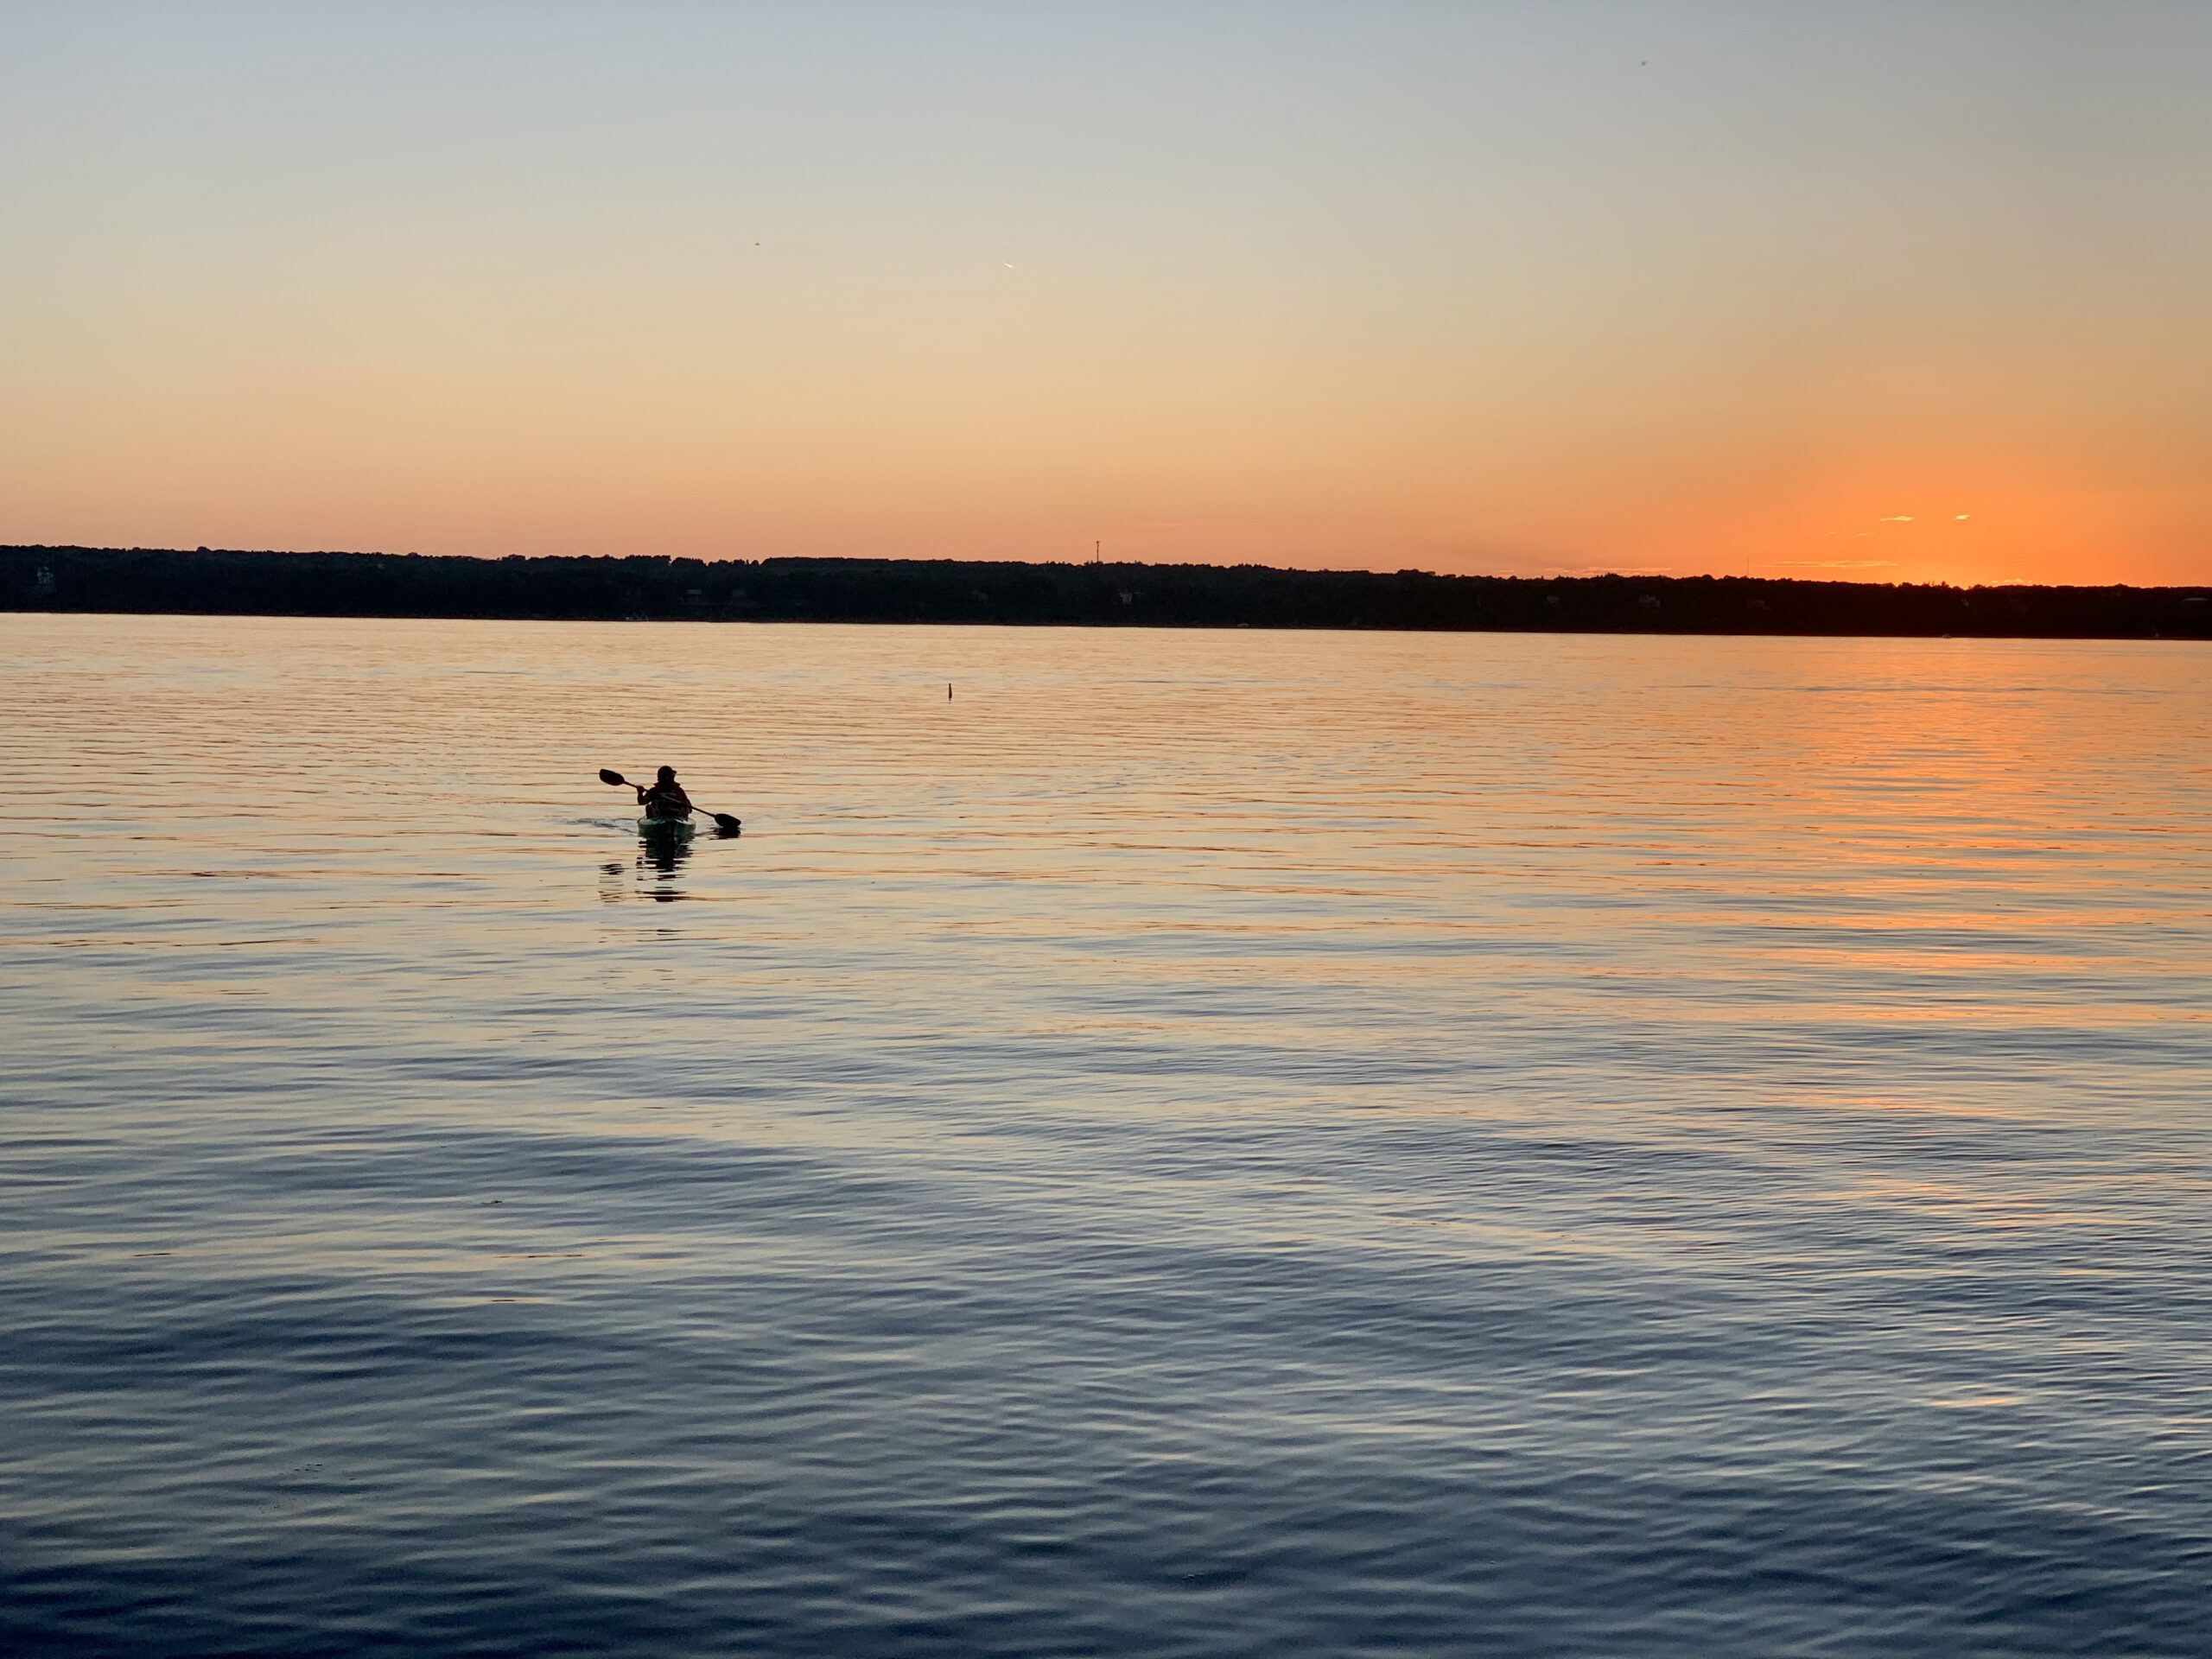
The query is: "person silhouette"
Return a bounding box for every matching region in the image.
[635,766,693,821]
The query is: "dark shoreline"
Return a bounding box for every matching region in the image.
[6,544,2209,639]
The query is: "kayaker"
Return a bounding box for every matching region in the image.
[635,766,694,821]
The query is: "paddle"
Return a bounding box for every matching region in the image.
[600,768,741,835]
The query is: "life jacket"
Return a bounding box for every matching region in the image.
[642,784,693,819]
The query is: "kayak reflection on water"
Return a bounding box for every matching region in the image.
[637,837,688,890]
[598,842,690,900]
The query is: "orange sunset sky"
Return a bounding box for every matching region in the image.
[3,3,2208,588]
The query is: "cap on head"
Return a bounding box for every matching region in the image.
[656,766,677,783]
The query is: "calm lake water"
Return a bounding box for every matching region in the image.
[3,613,2209,1657]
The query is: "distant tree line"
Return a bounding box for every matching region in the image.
[4,544,2208,639]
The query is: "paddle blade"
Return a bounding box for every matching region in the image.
[599,768,627,787]
[712,813,742,836]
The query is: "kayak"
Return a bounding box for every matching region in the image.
[637,815,696,842]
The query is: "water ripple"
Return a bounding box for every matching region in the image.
[2,617,2208,1655]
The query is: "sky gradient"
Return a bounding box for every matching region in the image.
[3,1,2208,585]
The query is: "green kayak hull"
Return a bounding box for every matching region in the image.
[637,816,696,841]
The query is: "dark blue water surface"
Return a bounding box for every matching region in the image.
[3,617,2209,1656]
